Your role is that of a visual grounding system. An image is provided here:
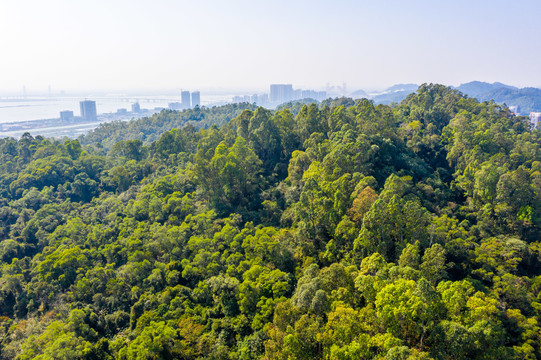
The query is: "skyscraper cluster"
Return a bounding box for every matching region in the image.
[169,90,200,110]
[270,84,327,104]
[232,84,327,107]
[58,99,150,124]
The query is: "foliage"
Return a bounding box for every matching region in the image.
[0,85,540,359]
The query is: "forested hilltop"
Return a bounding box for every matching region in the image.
[80,102,257,149]
[1,84,541,359]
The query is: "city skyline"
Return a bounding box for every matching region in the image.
[1,0,540,94]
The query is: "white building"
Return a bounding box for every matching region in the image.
[530,112,541,129]
[192,91,200,107]
[79,100,97,122]
[270,84,293,104]
[508,105,519,115]
[60,110,74,122]
[181,91,191,109]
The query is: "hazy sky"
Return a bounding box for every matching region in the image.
[1,0,540,94]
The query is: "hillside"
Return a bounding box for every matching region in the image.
[457,81,541,113]
[0,84,540,359]
[455,81,517,98]
[80,102,257,150]
[478,87,541,114]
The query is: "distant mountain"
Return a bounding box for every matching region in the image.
[456,81,517,99]
[350,84,418,103]
[477,87,541,114]
[347,82,541,112]
[384,83,419,93]
[372,84,419,105]
[350,89,368,98]
[456,81,541,114]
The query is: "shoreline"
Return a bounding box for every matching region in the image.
[0,109,161,139]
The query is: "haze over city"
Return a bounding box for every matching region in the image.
[1,0,540,95]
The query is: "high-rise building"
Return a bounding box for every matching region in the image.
[181,91,191,109]
[259,94,268,105]
[301,90,313,99]
[60,110,74,122]
[80,100,97,122]
[270,84,293,104]
[192,91,200,107]
[299,90,327,101]
[508,106,519,115]
[131,102,141,113]
[530,112,541,129]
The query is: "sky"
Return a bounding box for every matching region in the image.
[0,0,540,95]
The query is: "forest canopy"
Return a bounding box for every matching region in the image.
[0,84,540,359]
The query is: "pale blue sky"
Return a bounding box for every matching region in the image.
[0,0,539,94]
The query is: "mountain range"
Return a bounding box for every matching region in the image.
[350,81,541,114]
[456,82,541,114]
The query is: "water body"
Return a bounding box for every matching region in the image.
[0,94,233,123]
[0,121,103,139]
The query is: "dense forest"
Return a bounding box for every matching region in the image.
[0,84,540,359]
